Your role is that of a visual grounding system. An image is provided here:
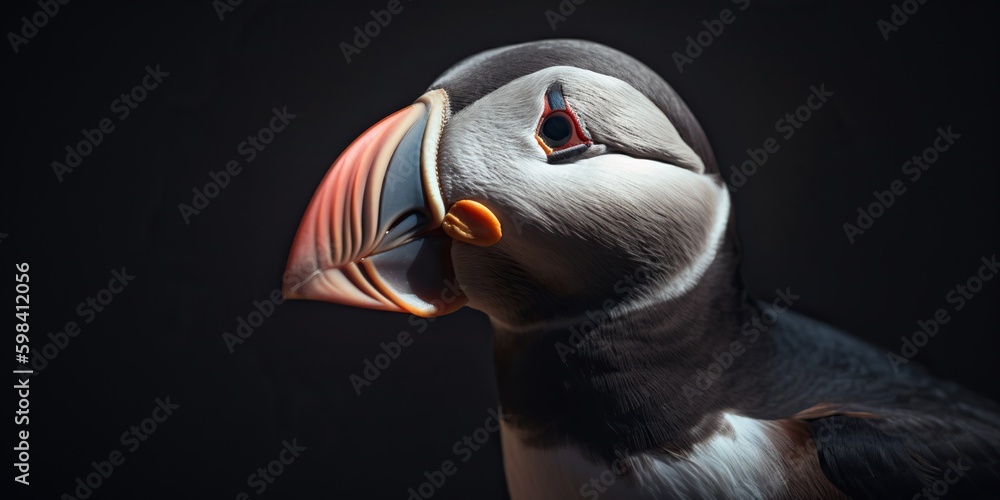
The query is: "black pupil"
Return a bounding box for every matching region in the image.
[541,114,572,147]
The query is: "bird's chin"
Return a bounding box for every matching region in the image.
[282,89,471,317]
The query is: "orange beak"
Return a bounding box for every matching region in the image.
[282,90,468,317]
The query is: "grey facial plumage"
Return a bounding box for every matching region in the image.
[435,65,729,326]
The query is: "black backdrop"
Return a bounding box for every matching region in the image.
[4,0,998,498]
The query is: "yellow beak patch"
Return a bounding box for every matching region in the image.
[442,199,503,247]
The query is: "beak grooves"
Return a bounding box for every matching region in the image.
[283,90,460,317]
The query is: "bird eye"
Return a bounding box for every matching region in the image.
[540,113,573,147]
[535,84,593,162]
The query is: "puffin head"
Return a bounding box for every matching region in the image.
[283,40,732,329]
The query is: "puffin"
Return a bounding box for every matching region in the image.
[281,40,1000,499]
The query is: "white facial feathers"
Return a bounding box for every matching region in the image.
[437,66,728,325]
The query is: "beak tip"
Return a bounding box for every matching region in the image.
[280,286,300,302]
[281,259,321,302]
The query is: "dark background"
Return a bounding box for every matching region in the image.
[3,0,997,498]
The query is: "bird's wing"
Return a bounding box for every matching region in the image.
[745,308,1000,498]
[795,395,1000,498]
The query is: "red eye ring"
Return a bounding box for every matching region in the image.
[535,84,592,160]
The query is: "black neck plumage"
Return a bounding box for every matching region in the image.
[490,232,776,461]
